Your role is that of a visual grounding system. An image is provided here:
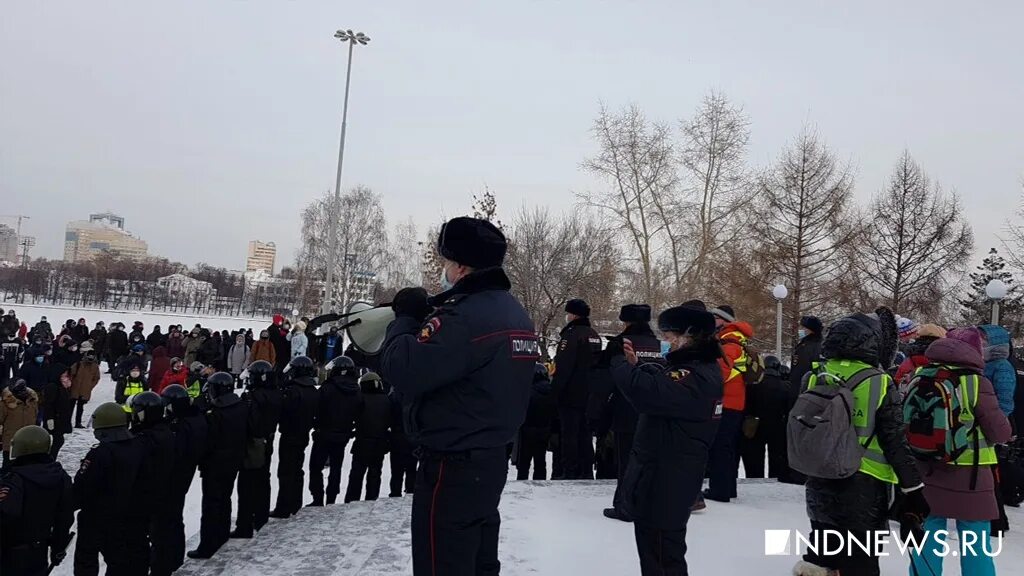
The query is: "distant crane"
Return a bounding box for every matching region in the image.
[0,214,30,237]
[0,215,33,266]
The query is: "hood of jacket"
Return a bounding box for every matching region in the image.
[330,375,360,394]
[152,346,167,359]
[925,338,985,372]
[719,321,754,342]
[9,456,67,490]
[2,386,38,408]
[980,325,1011,361]
[211,392,241,408]
[289,376,318,388]
[821,313,882,365]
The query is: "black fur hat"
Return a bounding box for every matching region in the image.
[565,299,591,317]
[437,217,507,268]
[619,304,651,323]
[657,306,716,336]
[822,313,882,365]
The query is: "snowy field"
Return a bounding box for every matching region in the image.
[9,303,273,335]
[16,305,1024,575]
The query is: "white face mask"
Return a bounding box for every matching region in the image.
[798,329,808,340]
[439,264,455,292]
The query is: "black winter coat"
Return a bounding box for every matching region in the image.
[40,380,73,434]
[353,387,392,457]
[243,386,282,441]
[522,371,557,431]
[804,377,922,529]
[267,324,290,370]
[201,395,248,474]
[606,325,665,434]
[790,334,822,402]
[72,325,90,343]
[278,377,319,441]
[744,364,790,421]
[89,328,107,356]
[170,411,208,491]
[106,329,129,360]
[551,318,602,409]
[314,374,361,443]
[382,268,539,452]
[134,423,176,508]
[146,330,166,351]
[613,344,724,530]
[0,454,74,557]
[1,336,24,374]
[197,337,222,367]
[73,438,146,522]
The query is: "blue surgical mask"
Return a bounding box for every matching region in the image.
[439,265,454,292]
[660,341,671,357]
[35,355,44,364]
[798,329,807,340]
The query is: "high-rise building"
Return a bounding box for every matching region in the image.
[0,224,17,264]
[246,240,276,274]
[63,212,148,263]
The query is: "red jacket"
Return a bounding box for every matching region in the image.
[718,321,755,412]
[895,354,928,387]
[155,368,188,395]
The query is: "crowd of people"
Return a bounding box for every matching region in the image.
[3,211,1024,576]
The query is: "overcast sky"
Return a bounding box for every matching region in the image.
[2,1,1022,271]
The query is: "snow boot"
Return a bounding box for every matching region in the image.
[187,549,213,560]
[229,529,253,539]
[602,508,632,522]
[690,497,707,512]
[702,488,730,503]
[269,509,293,519]
[307,499,324,507]
[791,560,837,576]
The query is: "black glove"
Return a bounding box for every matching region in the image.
[897,486,930,541]
[392,287,432,322]
[604,336,625,359]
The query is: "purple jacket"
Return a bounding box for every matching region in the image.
[917,338,1012,521]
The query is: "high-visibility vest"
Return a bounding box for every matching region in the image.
[917,366,998,467]
[122,379,145,412]
[187,379,202,399]
[806,360,898,484]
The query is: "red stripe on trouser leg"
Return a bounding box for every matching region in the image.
[430,460,446,576]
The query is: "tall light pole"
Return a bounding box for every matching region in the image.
[772,284,788,359]
[986,278,1008,325]
[323,29,370,314]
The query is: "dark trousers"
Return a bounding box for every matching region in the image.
[196,468,239,555]
[74,513,132,576]
[74,398,88,427]
[634,522,688,576]
[150,507,178,576]
[515,427,550,481]
[558,406,593,479]
[49,431,65,459]
[803,521,880,576]
[168,469,195,571]
[274,437,309,514]
[612,429,635,515]
[412,447,507,576]
[739,416,787,479]
[706,409,743,500]
[390,441,418,496]
[309,437,347,504]
[236,441,274,533]
[1,543,47,576]
[345,447,387,503]
[0,364,12,390]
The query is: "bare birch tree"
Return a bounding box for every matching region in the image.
[860,151,973,316]
[382,217,422,293]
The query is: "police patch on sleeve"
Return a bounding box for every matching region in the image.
[509,333,541,359]
[418,317,442,343]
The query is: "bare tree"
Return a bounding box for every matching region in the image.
[1002,179,1024,270]
[383,217,422,292]
[580,104,677,308]
[504,206,617,349]
[676,91,753,286]
[859,151,973,316]
[757,127,858,335]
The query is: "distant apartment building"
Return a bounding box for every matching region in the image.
[246,240,276,274]
[64,212,148,263]
[0,224,17,264]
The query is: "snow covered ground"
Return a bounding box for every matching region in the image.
[9,303,272,335]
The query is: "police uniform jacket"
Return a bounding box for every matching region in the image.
[278,377,318,442]
[0,454,74,557]
[551,318,602,409]
[382,268,538,452]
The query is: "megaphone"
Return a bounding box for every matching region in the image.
[342,301,396,355]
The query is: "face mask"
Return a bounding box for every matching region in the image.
[439,265,455,292]
[35,356,44,364]
[798,329,807,340]
[660,341,671,357]
[130,371,141,379]
[70,346,78,352]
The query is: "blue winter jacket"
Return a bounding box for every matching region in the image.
[981,324,1016,417]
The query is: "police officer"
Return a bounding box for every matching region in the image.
[382,216,538,576]
[188,372,248,559]
[388,385,418,497]
[309,356,360,506]
[0,425,74,576]
[271,356,319,518]
[344,372,392,503]
[551,298,602,480]
[602,304,666,522]
[612,305,724,575]
[160,384,207,571]
[233,360,282,537]
[130,391,177,576]
[73,401,146,576]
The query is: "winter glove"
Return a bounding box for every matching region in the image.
[392,287,433,322]
[51,544,68,566]
[896,485,930,541]
[46,419,55,431]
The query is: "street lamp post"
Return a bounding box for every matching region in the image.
[772,284,788,359]
[986,279,1008,326]
[323,29,370,314]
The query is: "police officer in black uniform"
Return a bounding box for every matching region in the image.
[382,216,538,576]
[188,372,248,559]
[271,356,319,517]
[602,304,666,522]
[551,298,602,480]
[130,391,177,576]
[161,384,207,571]
[73,401,146,576]
[233,360,282,537]
[344,372,392,503]
[613,305,724,575]
[309,356,360,506]
[0,425,74,576]
[388,385,418,497]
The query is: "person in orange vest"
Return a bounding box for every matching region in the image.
[703,304,755,504]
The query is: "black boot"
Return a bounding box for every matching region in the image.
[187,549,213,560]
[307,498,324,507]
[269,509,292,519]
[229,528,253,539]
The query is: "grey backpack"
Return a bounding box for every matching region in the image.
[787,368,880,479]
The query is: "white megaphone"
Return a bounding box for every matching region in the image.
[340,301,396,355]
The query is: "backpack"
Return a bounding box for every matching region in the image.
[787,367,880,479]
[739,342,765,386]
[903,365,979,464]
